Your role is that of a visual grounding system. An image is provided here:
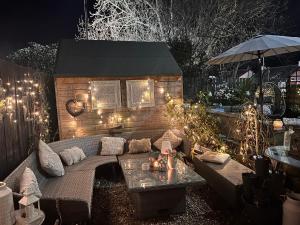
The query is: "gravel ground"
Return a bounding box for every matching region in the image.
[91,179,240,225]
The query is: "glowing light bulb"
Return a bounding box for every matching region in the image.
[159,87,164,94]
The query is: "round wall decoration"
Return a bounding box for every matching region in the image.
[65,99,86,117]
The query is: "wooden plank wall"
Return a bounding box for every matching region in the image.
[0,59,37,180]
[55,75,183,139]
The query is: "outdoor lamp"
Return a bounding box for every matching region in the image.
[18,187,41,222]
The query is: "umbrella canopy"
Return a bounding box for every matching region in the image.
[207,35,300,65]
[239,70,254,79]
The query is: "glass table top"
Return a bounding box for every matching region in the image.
[265,146,300,169]
[119,157,205,192]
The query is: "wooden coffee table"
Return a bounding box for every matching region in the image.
[119,157,205,219]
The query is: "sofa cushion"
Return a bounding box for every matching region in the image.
[20,167,42,198]
[171,129,192,156]
[39,140,65,177]
[64,155,118,173]
[153,130,182,150]
[59,149,74,166]
[59,147,87,166]
[41,170,95,217]
[100,137,126,155]
[128,138,151,154]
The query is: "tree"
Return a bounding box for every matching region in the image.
[77,0,289,98]
[7,42,59,141]
[77,0,165,41]
[7,42,57,74]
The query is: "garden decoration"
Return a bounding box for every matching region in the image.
[65,99,86,117]
[236,103,271,165]
[165,94,227,155]
[207,34,300,115]
[149,154,168,172]
[17,187,44,225]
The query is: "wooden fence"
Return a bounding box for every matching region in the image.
[0,59,43,180]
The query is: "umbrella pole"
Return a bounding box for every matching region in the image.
[257,51,264,155]
[258,51,263,115]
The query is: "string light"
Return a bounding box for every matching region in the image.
[0,72,50,141]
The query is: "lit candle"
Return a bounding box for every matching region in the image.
[153,161,159,168]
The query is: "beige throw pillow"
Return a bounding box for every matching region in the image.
[39,140,65,176]
[153,130,182,150]
[100,137,126,155]
[20,167,42,198]
[128,138,151,154]
[59,147,86,166]
[198,151,230,164]
[59,149,74,166]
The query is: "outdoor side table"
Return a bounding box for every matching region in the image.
[15,209,45,225]
[265,146,300,169]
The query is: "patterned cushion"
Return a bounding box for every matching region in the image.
[20,167,42,197]
[100,137,126,155]
[128,138,151,154]
[39,140,65,177]
[153,130,182,150]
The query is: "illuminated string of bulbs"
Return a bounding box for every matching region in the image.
[0,73,50,140]
[85,79,165,129]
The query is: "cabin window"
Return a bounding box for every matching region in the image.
[91,80,121,110]
[126,79,155,109]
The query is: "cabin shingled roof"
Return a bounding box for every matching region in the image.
[54,39,182,77]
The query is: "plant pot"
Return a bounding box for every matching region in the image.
[283,194,300,225]
[255,157,270,178]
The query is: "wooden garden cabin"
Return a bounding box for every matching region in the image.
[54,39,183,139]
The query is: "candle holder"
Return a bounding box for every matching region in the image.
[273,119,283,130]
[167,150,177,169]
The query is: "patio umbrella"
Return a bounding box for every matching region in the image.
[207,34,300,113]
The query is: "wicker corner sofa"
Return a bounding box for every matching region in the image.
[4,129,191,224]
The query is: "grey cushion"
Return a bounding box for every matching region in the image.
[39,140,65,177]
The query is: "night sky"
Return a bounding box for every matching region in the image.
[0,0,300,57]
